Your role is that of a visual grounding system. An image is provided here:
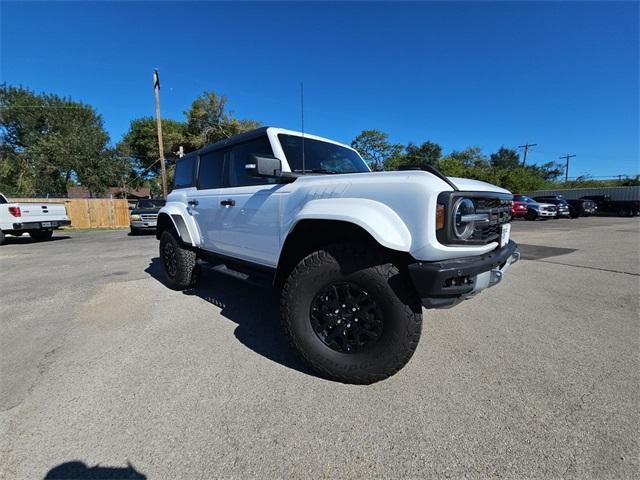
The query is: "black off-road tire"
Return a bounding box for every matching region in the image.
[29,230,53,241]
[159,230,199,290]
[280,244,423,384]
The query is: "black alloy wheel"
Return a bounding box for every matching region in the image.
[310,282,384,353]
[162,241,178,278]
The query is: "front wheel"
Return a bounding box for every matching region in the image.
[280,244,423,384]
[29,230,53,241]
[159,230,199,290]
[525,211,537,221]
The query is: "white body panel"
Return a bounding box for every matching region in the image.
[161,128,513,267]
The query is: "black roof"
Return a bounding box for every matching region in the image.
[180,127,271,160]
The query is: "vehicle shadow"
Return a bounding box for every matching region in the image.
[145,257,311,377]
[2,235,70,245]
[43,461,146,479]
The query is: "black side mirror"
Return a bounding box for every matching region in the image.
[246,154,282,177]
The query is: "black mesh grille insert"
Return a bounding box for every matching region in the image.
[469,197,512,243]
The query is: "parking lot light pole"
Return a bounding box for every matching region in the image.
[153,69,168,198]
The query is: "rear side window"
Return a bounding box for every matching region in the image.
[198,150,225,190]
[228,136,276,187]
[174,155,197,189]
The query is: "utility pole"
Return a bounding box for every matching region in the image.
[559,153,576,182]
[518,142,537,167]
[153,69,167,198]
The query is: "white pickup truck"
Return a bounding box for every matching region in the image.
[156,127,519,384]
[0,193,71,244]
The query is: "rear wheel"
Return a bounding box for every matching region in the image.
[159,230,198,290]
[29,230,53,241]
[280,244,422,384]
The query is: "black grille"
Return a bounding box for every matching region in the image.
[470,197,512,243]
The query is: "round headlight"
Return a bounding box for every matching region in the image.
[453,198,476,240]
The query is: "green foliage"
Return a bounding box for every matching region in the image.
[117,117,187,176]
[184,92,261,150]
[0,84,124,195]
[117,90,261,196]
[397,141,443,169]
[490,147,520,169]
[351,128,575,192]
[350,129,403,171]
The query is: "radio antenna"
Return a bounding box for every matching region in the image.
[300,81,305,173]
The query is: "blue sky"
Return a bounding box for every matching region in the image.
[1,1,638,178]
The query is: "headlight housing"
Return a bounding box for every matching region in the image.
[130,214,141,221]
[453,198,478,240]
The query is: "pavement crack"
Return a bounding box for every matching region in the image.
[534,259,639,276]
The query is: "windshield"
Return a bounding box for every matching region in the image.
[137,199,166,209]
[513,195,535,203]
[278,134,369,174]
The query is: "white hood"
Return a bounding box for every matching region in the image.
[447,176,511,195]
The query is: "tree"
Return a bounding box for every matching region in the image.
[0,84,123,195]
[184,91,261,149]
[350,130,403,171]
[75,149,133,196]
[390,141,442,170]
[490,147,520,169]
[118,117,187,176]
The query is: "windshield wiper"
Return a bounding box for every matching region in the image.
[293,169,338,174]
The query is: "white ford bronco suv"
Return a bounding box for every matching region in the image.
[157,127,519,384]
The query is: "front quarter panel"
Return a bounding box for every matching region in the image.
[158,196,202,246]
[289,198,412,251]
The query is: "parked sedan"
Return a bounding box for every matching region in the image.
[566,199,597,218]
[130,199,166,234]
[533,196,572,218]
[513,195,557,220]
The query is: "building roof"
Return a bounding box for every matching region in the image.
[67,186,151,199]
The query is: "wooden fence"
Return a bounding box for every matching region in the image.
[8,198,130,229]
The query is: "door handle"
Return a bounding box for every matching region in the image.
[188,199,199,207]
[220,199,236,207]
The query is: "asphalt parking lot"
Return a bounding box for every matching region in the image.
[1,217,638,479]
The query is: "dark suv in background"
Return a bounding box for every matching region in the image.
[566,198,597,218]
[533,196,572,218]
[129,199,166,234]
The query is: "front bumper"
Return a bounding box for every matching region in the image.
[538,210,556,217]
[408,240,520,309]
[130,220,157,229]
[11,220,70,230]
